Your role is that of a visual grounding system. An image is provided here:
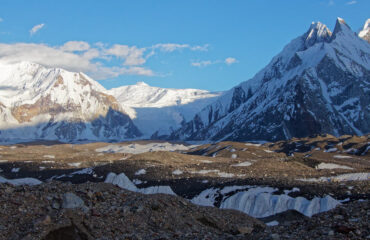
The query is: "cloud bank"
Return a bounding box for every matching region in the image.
[191,57,238,68]
[0,41,208,79]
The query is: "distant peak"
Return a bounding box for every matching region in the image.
[363,19,370,30]
[358,18,370,43]
[331,17,354,40]
[304,21,332,48]
[337,17,346,24]
[135,81,149,87]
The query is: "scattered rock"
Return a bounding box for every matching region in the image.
[62,192,85,209]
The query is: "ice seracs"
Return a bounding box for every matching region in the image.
[191,185,341,218]
[105,172,176,195]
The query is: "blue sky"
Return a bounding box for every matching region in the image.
[0,0,369,91]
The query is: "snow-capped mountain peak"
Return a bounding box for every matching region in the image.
[359,18,370,43]
[108,82,222,137]
[331,17,355,40]
[304,22,332,48]
[170,18,370,142]
[135,81,149,87]
[0,61,141,142]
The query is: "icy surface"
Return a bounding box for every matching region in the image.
[172,169,183,175]
[191,185,340,218]
[298,172,370,182]
[324,148,338,153]
[0,176,42,185]
[316,163,353,170]
[105,172,176,195]
[96,142,196,154]
[333,155,352,159]
[108,82,222,137]
[68,162,82,167]
[220,190,339,217]
[135,169,146,175]
[266,221,279,226]
[218,172,235,178]
[232,161,252,167]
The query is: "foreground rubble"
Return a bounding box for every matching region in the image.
[0,181,369,240]
[256,200,370,240]
[0,181,264,240]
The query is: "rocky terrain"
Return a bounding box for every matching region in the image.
[0,182,265,240]
[0,135,368,239]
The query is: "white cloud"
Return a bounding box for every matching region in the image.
[0,42,155,79]
[225,57,238,65]
[30,23,45,35]
[105,44,146,66]
[191,60,214,68]
[346,0,357,4]
[328,0,335,6]
[0,40,212,79]
[60,41,90,52]
[191,57,238,68]
[0,18,3,22]
[152,43,209,52]
[0,43,96,73]
[92,66,154,79]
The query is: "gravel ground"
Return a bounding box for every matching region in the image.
[0,181,265,240]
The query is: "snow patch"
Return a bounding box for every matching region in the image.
[135,169,146,175]
[298,172,370,182]
[221,190,339,217]
[218,172,235,178]
[172,169,183,175]
[105,172,176,195]
[316,163,353,170]
[333,155,352,159]
[96,142,196,154]
[68,162,82,167]
[232,161,252,167]
[245,143,261,147]
[266,221,279,226]
[325,148,338,153]
[0,176,42,185]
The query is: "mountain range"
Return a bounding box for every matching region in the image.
[0,17,368,143]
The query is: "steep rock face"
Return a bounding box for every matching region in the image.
[171,18,370,142]
[0,62,141,142]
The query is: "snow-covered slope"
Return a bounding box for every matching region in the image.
[359,19,370,43]
[171,18,370,142]
[0,61,141,142]
[108,82,221,137]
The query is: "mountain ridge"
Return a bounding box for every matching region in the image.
[170,18,370,142]
[0,61,141,142]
